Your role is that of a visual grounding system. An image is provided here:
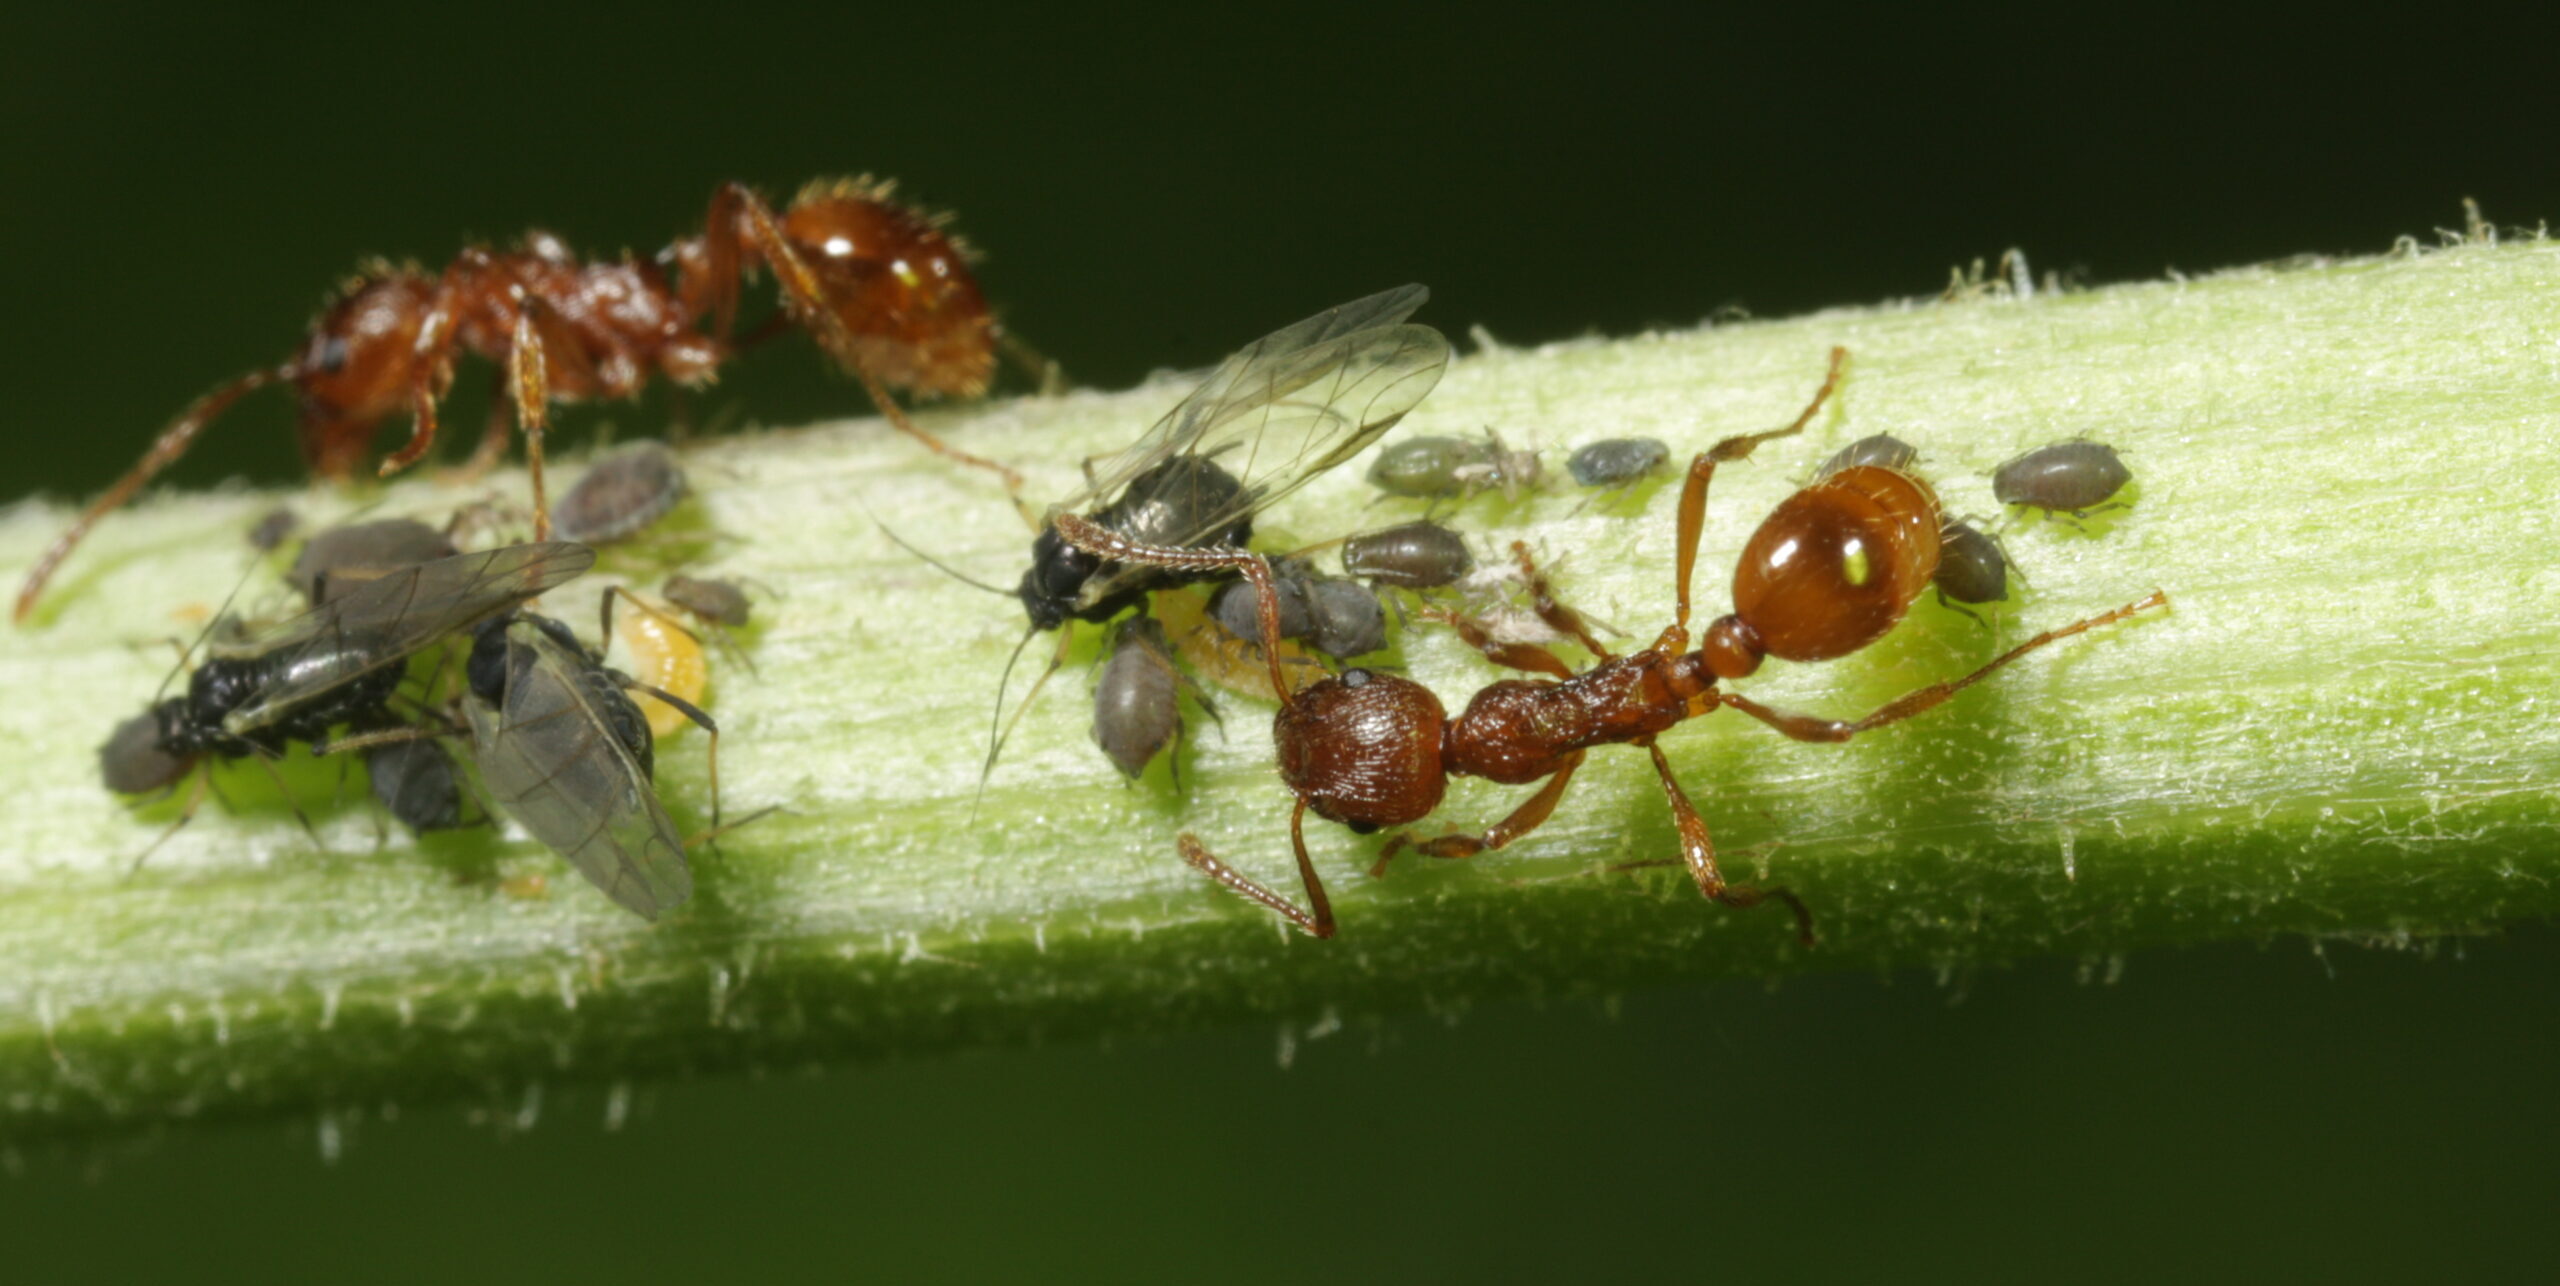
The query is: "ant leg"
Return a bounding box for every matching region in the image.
[1374,753,1583,875]
[1665,346,1850,646]
[447,374,516,483]
[1176,800,1336,938]
[1052,516,1296,699]
[1720,591,2169,742]
[722,184,1029,501]
[381,285,466,477]
[1507,541,1611,658]
[15,369,283,625]
[995,325,1066,395]
[505,303,556,541]
[1642,742,1814,944]
[1413,604,1576,679]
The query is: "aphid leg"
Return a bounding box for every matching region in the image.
[719,182,1029,503]
[448,377,516,483]
[1639,742,1814,944]
[1373,754,1583,877]
[126,771,212,876]
[1932,590,1992,629]
[1720,591,2169,743]
[248,752,325,851]
[15,369,283,625]
[684,804,779,851]
[1175,801,1336,939]
[1507,541,1611,658]
[636,677,721,819]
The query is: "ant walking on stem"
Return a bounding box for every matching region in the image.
[1051,347,2169,941]
[18,176,1028,624]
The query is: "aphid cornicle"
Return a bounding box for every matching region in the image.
[1049,347,2169,941]
[462,590,727,921]
[1993,440,2132,518]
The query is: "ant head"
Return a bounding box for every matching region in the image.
[1276,668,1449,831]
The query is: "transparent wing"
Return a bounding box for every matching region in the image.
[1058,286,1450,610]
[222,542,595,735]
[466,620,693,921]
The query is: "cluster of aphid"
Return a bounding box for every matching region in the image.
[26,182,2157,937]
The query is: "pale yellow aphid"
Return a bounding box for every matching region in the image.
[610,593,709,739]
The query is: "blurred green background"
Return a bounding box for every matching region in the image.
[6,4,2555,1281]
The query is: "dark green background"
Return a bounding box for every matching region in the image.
[6,6,2554,1281]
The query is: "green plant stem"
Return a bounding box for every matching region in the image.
[5,243,2558,1144]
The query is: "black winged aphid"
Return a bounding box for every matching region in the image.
[918,285,1450,782]
[101,542,595,861]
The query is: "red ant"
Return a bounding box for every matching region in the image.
[17,176,1026,625]
[1051,347,2169,941]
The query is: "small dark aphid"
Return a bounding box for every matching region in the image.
[1993,441,2131,518]
[247,507,302,553]
[1566,437,1670,489]
[662,574,753,628]
[1367,428,1540,503]
[462,594,725,921]
[366,737,467,833]
[1816,433,1917,479]
[1341,520,1474,590]
[1209,562,1386,660]
[1210,565,1315,646]
[287,519,459,606]
[1091,617,1219,781]
[1304,578,1387,658]
[554,442,689,544]
[105,544,594,860]
[1932,518,2013,621]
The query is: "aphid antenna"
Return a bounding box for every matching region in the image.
[863,507,1014,597]
[975,625,1075,818]
[151,549,272,704]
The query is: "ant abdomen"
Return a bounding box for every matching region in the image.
[1724,463,1943,665]
[1276,669,1447,831]
[770,179,993,397]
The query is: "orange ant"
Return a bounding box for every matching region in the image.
[17,176,1026,625]
[1051,347,2169,941]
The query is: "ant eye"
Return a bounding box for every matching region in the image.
[313,336,349,374]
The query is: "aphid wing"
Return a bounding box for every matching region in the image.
[465,620,693,920]
[1053,285,1435,519]
[223,543,596,735]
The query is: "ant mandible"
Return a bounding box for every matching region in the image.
[1052,347,2169,941]
[17,177,1022,625]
